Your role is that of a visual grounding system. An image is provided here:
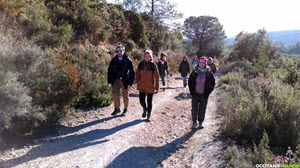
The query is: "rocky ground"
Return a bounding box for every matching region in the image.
[0,75,226,168]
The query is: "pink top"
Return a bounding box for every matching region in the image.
[196,73,206,94]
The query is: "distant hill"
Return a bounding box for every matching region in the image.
[227,30,300,46]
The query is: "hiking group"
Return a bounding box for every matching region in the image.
[107,45,216,128]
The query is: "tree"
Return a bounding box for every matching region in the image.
[123,0,143,12]
[145,0,182,20]
[121,0,182,21]
[183,16,226,57]
[288,42,300,55]
[228,29,278,62]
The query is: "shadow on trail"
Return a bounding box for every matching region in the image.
[174,93,192,100]
[0,115,123,152]
[58,115,123,136]
[129,93,139,97]
[106,129,197,168]
[165,86,177,90]
[0,119,144,168]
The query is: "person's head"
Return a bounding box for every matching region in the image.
[198,56,207,68]
[115,44,125,57]
[160,52,167,59]
[144,49,153,62]
[207,57,213,65]
[183,56,187,61]
[193,55,198,59]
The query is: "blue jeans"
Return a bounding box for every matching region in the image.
[183,76,188,88]
[160,74,166,86]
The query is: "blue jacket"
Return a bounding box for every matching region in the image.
[107,52,135,89]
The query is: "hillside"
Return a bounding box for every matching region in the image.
[227,30,300,45]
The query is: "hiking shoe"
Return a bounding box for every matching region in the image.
[111,108,121,116]
[142,109,147,118]
[191,122,198,129]
[162,88,166,91]
[146,115,151,122]
[122,109,127,116]
[198,122,204,129]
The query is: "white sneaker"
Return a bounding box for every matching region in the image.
[198,122,204,129]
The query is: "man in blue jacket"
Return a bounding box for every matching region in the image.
[107,45,135,116]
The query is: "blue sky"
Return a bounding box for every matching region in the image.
[106,0,300,37]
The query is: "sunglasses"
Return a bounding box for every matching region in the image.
[199,59,206,63]
[116,49,123,53]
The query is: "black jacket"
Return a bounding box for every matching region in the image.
[178,60,190,77]
[107,52,135,89]
[188,66,215,98]
[157,58,169,76]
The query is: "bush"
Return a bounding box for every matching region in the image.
[72,48,112,109]
[284,61,299,85]
[76,75,112,109]
[167,52,182,75]
[1,0,51,36]
[225,145,251,167]
[124,10,148,48]
[0,71,36,131]
[131,49,143,61]
[0,34,47,135]
[228,29,278,63]
[247,131,273,164]
[271,145,300,164]
[98,25,112,42]
[219,60,252,75]
[220,77,300,147]
[266,84,300,147]
[219,70,243,85]
[123,39,136,52]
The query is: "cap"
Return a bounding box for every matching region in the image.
[199,56,207,64]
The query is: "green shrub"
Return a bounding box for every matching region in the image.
[266,84,300,147]
[250,53,272,77]
[225,145,251,167]
[76,75,112,109]
[221,79,264,141]
[284,61,299,85]
[219,70,243,85]
[1,0,51,35]
[49,2,104,41]
[219,60,252,75]
[228,29,278,63]
[124,39,136,52]
[124,10,147,47]
[55,24,74,45]
[247,131,273,164]
[0,71,35,130]
[131,49,143,61]
[0,34,47,134]
[99,25,112,42]
[221,77,300,147]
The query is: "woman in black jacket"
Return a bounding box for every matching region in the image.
[178,56,190,88]
[188,56,215,129]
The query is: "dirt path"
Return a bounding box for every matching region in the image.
[0,75,226,168]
